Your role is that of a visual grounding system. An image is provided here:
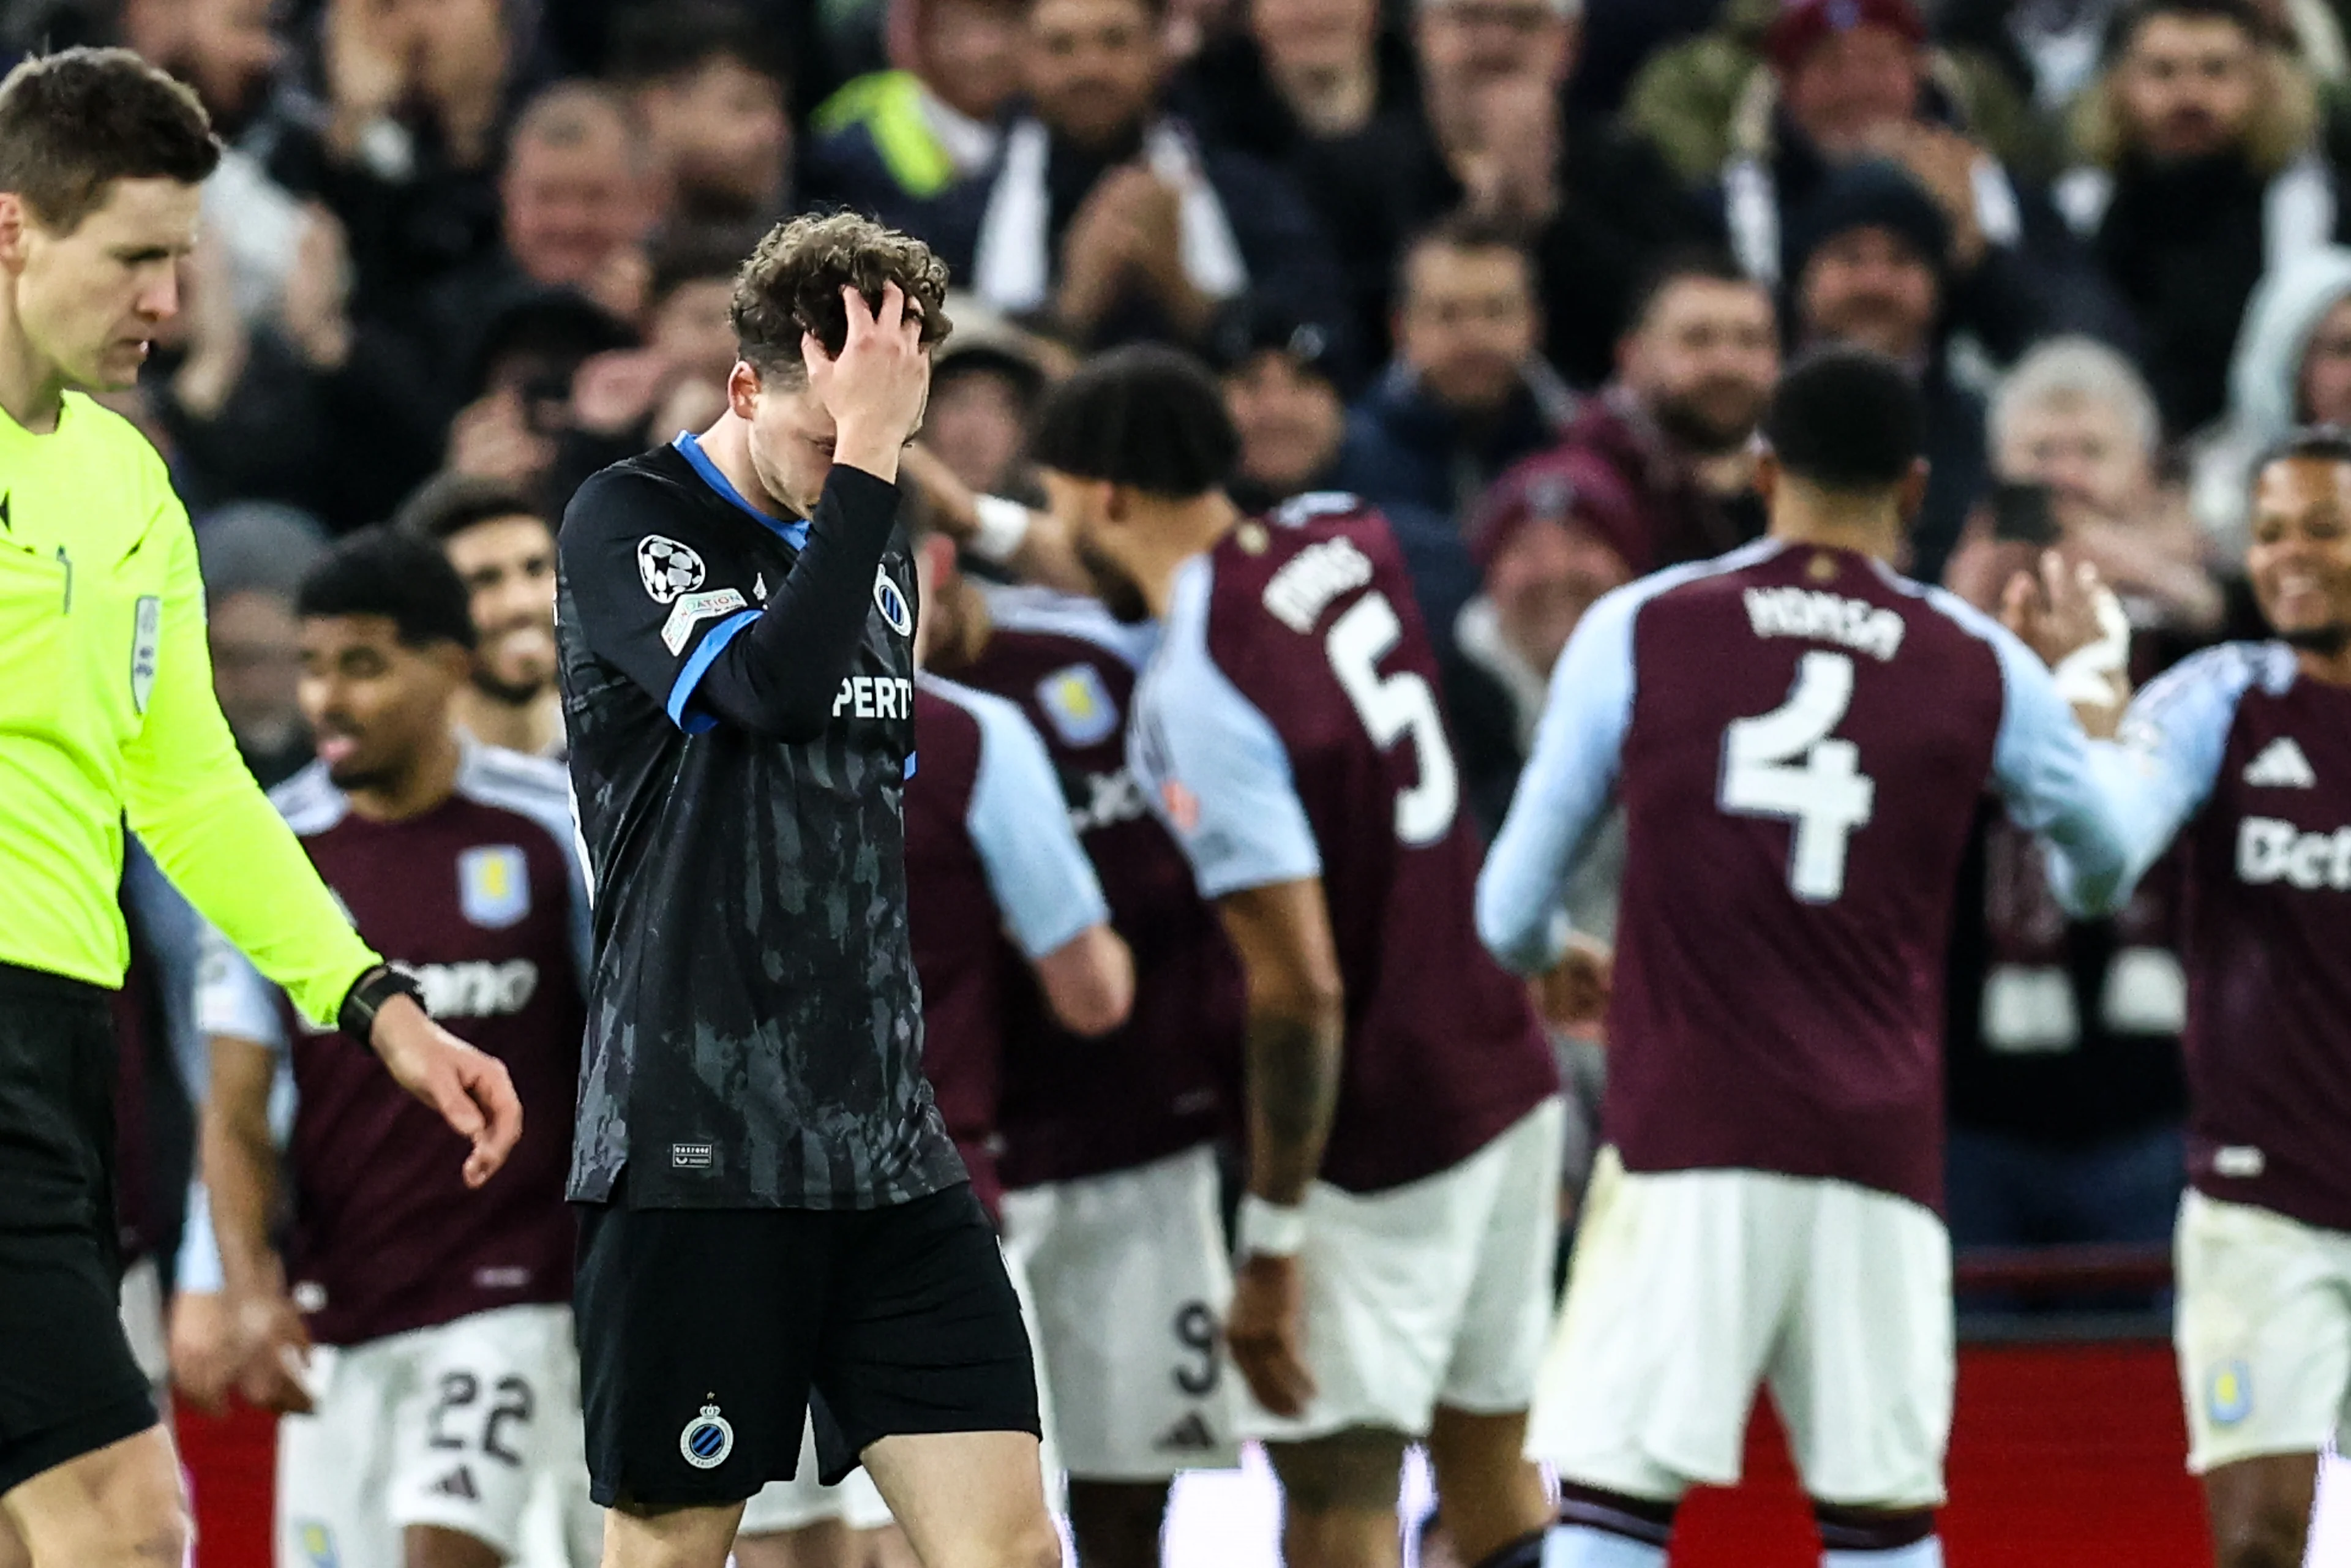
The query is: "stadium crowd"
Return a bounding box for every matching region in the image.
[3,0,2346,1562]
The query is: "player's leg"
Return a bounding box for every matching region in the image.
[733,1517,854,1568]
[1530,1155,1801,1567]
[1770,1179,1953,1568]
[814,1186,1057,1568]
[1000,1145,1239,1568]
[2174,1191,2351,1568]
[0,1513,25,1568]
[1263,1427,1410,1568]
[0,1220,187,1568]
[735,1420,871,1568]
[577,1198,828,1568]
[276,1340,400,1568]
[1423,1100,1569,1567]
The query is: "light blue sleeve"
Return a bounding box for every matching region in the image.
[195,924,288,1052]
[2055,643,2268,912]
[1475,579,1643,975]
[1130,559,1322,899]
[176,1181,223,1294]
[956,683,1112,960]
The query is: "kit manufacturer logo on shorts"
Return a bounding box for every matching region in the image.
[670,1141,715,1171]
[681,1400,735,1468]
[130,595,161,712]
[874,565,913,636]
[2208,1360,2252,1425]
[638,536,706,604]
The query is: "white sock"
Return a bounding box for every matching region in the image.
[1542,1523,1668,1568]
[1824,1538,1944,1568]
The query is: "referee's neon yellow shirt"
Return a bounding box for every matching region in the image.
[0,392,378,1025]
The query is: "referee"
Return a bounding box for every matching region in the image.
[557,214,1056,1568]
[0,51,522,1568]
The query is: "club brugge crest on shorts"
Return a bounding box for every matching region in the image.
[680,1400,735,1469]
[1038,662,1119,748]
[2208,1360,2252,1426]
[638,535,706,604]
[874,565,913,636]
[457,845,531,929]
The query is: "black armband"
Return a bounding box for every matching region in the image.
[339,964,424,1043]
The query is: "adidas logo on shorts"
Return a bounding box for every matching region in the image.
[428,1466,478,1501]
[1153,1412,1220,1452]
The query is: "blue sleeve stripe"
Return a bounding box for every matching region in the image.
[666,609,762,733]
[904,752,917,779]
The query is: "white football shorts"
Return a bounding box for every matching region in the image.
[2177,1190,2351,1474]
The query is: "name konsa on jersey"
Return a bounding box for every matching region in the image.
[299,959,541,1035]
[2239,816,2351,890]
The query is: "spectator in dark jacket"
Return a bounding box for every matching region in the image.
[610,2,797,240]
[2055,0,2344,435]
[1333,216,1578,530]
[928,0,1348,353]
[1787,159,1990,582]
[801,0,1028,230]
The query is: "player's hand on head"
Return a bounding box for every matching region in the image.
[803,282,932,479]
[1227,1253,1316,1418]
[369,996,525,1187]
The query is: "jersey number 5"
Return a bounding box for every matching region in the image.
[1329,593,1459,846]
[1719,651,1875,902]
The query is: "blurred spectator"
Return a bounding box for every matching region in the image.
[2057,0,2338,440]
[1941,343,2199,1280]
[2189,244,2351,552]
[1694,0,2060,364]
[611,2,797,237]
[444,290,639,506]
[249,0,540,323]
[1948,337,2227,638]
[193,502,331,789]
[1569,0,1722,118]
[1332,216,1576,528]
[1523,250,1778,573]
[922,296,1068,496]
[803,0,1028,227]
[1177,0,1416,163]
[396,473,566,758]
[1627,0,2043,187]
[1448,456,1638,839]
[421,81,656,402]
[1787,159,1989,580]
[1293,0,1703,384]
[1210,294,1474,642]
[156,212,445,531]
[932,0,1348,351]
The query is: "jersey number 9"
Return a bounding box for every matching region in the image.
[1329,593,1460,847]
[1719,651,1875,902]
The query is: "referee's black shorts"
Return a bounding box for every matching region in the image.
[574,1179,1041,1510]
[0,964,159,1498]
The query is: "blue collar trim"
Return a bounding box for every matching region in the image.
[672,431,810,549]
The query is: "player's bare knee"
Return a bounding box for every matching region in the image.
[2211,1502,2312,1568]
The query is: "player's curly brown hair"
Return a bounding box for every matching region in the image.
[729,212,953,381]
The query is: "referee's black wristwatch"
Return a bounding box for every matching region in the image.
[339,964,426,1043]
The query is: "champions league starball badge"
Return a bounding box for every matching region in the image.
[680,1400,735,1469]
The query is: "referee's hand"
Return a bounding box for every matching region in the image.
[370,996,525,1187]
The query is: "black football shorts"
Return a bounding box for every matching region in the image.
[0,967,158,1498]
[574,1179,1040,1510]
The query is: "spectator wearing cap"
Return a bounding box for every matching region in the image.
[193,503,332,789]
[1212,295,1476,645]
[1787,158,1989,580]
[1283,0,1704,384]
[1521,250,1779,573]
[1691,0,2074,368]
[1626,0,2044,189]
[610,1,798,238]
[929,0,1348,353]
[2056,0,2345,436]
[1449,458,1641,840]
[1332,216,1578,536]
[800,0,1029,230]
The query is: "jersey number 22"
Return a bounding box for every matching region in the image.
[1720,651,1875,902]
[1329,593,1459,846]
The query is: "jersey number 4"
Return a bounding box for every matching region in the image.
[1719,651,1875,902]
[1329,593,1459,846]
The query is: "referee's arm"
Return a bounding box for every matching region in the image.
[121,508,522,1183]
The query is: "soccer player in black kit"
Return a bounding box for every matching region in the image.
[555,214,1055,1568]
